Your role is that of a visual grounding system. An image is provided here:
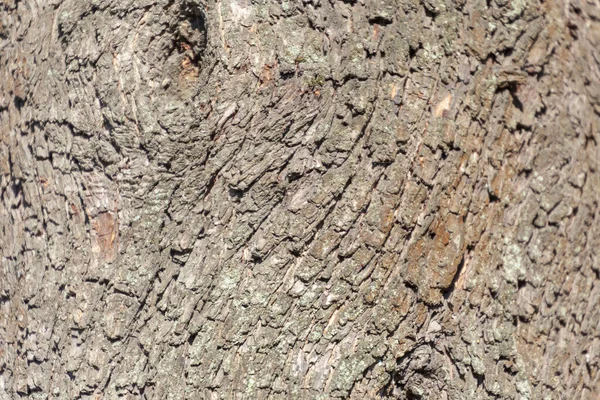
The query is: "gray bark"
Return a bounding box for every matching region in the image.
[1,0,599,398]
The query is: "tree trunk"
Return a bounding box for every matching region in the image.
[1,0,599,398]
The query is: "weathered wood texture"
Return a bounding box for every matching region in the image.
[1,0,599,398]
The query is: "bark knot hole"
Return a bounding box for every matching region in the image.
[170,1,208,76]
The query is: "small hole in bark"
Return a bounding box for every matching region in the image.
[510,90,524,112]
[14,96,25,110]
[280,71,295,80]
[369,17,393,26]
[501,47,514,58]
[372,160,393,167]
[228,187,245,201]
[286,172,303,183]
[567,22,579,39]
[187,332,197,345]
[585,135,597,149]
[406,391,422,400]
[570,4,582,14]
[475,372,484,387]
[405,280,419,294]
[10,179,22,198]
[409,45,419,60]
[488,191,501,202]
[535,104,547,117]
[423,7,436,21]
[170,248,192,265]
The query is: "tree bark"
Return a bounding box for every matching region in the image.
[1,0,599,398]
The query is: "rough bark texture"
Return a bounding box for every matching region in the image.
[1,0,600,398]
